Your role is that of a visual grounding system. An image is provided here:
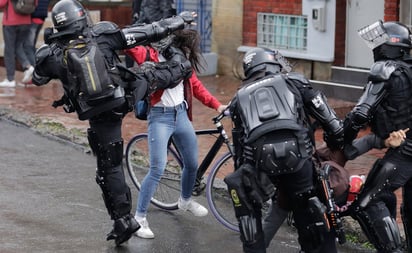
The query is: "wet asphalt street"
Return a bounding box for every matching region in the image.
[0,118,378,253]
[0,118,300,253]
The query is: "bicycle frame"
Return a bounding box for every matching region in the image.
[169,112,234,196]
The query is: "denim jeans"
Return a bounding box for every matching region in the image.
[23,23,42,66]
[3,24,31,81]
[136,102,198,216]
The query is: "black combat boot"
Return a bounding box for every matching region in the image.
[106,214,139,246]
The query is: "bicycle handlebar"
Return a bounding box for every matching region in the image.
[212,109,231,123]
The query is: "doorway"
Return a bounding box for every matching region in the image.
[346,0,384,68]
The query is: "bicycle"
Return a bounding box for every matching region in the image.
[125,111,240,232]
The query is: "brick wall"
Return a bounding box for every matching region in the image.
[384,0,399,21]
[242,0,302,46]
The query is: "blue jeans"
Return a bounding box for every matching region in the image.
[3,25,31,81]
[23,23,42,66]
[136,102,198,216]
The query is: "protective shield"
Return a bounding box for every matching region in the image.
[358,20,389,49]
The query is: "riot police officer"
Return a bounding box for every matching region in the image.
[344,20,412,253]
[224,47,344,253]
[31,0,195,246]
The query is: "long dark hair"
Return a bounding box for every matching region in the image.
[172,29,206,73]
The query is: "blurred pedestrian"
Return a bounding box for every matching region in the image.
[138,0,175,24]
[0,0,34,87]
[24,0,50,67]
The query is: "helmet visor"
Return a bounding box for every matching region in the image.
[358,20,389,49]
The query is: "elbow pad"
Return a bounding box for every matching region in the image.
[343,81,386,143]
[138,59,192,93]
[352,81,386,125]
[307,91,344,149]
[32,45,53,85]
[121,16,185,47]
[307,90,343,135]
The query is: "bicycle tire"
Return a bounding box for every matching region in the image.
[125,133,182,210]
[206,152,239,232]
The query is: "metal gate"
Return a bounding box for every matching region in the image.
[176,0,212,53]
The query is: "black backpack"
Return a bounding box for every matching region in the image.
[64,36,118,106]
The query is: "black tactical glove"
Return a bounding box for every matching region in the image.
[178,11,195,25]
[324,128,344,151]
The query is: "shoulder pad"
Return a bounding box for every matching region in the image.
[35,44,51,65]
[91,21,120,36]
[369,61,397,81]
[285,72,310,85]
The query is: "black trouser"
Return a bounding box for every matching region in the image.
[277,159,336,253]
[403,180,412,253]
[240,159,337,253]
[362,148,412,252]
[89,113,132,220]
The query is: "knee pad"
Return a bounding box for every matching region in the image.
[352,159,397,211]
[87,129,123,168]
[354,201,402,252]
[97,140,124,169]
[292,188,330,252]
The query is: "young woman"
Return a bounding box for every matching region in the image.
[125,29,227,239]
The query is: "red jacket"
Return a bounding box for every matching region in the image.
[0,0,32,26]
[125,46,221,121]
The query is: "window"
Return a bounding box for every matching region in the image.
[257,13,308,52]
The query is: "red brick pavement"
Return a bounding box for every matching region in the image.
[0,71,403,223]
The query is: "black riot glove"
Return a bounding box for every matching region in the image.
[178,11,195,25]
[323,128,344,151]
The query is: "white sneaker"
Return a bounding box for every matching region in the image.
[22,66,34,83]
[0,79,16,88]
[178,197,208,217]
[134,216,154,239]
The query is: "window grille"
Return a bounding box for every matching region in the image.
[257,13,308,52]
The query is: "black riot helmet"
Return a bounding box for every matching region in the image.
[374,22,412,60]
[52,0,88,34]
[359,21,412,61]
[243,47,291,79]
[383,22,412,48]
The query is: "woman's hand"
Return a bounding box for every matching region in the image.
[217,104,228,113]
[384,128,409,148]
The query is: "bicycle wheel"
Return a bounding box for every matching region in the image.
[206,152,239,232]
[125,133,182,210]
